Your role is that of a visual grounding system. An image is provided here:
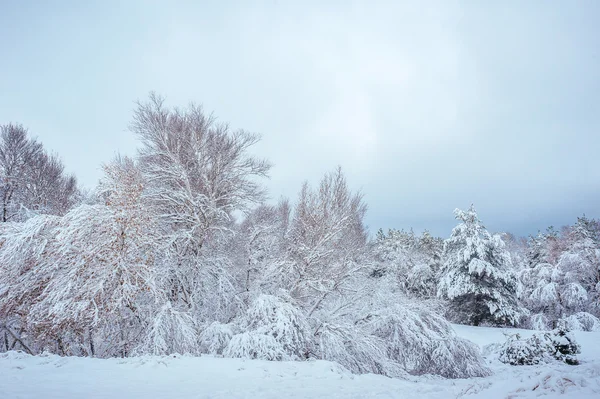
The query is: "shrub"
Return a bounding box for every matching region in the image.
[314,321,403,377]
[498,333,549,365]
[561,312,600,332]
[550,329,581,365]
[365,304,491,378]
[224,332,287,361]
[243,294,310,359]
[526,313,551,330]
[499,329,580,366]
[199,322,234,355]
[134,303,198,356]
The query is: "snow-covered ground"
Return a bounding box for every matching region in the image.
[1,325,598,399]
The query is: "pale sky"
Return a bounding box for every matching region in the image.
[1,0,599,237]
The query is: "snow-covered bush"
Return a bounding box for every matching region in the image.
[550,329,581,365]
[561,312,600,332]
[314,321,400,377]
[199,322,234,355]
[498,333,551,365]
[525,313,551,330]
[134,303,199,356]
[241,294,310,359]
[224,332,287,361]
[224,294,310,361]
[365,304,491,378]
[499,329,581,366]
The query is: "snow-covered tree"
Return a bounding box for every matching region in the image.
[234,200,290,297]
[232,169,375,370]
[438,205,527,326]
[526,227,566,269]
[373,229,443,298]
[131,93,270,253]
[0,97,547,381]
[29,157,160,357]
[130,93,270,324]
[519,216,600,327]
[0,123,79,222]
[0,213,61,353]
[222,170,491,379]
[520,262,588,329]
[503,232,528,271]
[284,167,369,317]
[0,124,43,222]
[360,253,491,378]
[559,216,600,316]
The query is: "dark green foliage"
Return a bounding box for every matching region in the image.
[499,328,581,366]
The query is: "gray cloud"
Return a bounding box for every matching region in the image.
[1,0,598,238]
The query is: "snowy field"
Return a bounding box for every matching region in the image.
[0,325,598,399]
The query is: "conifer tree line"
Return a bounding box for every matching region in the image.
[0,94,598,378]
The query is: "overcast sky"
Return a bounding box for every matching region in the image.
[1,1,599,237]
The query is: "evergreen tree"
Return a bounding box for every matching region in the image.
[438,205,527,326]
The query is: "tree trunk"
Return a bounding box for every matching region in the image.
[57,337,65,356]
[4,327,33,355]
[89,329,95,357]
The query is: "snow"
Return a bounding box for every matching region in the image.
[1,325,599,398]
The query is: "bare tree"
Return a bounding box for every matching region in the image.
[0,124,42,222]
[0,123,79,222]
[131,93,271,254]
[23,150,79,215]
[130,93,271,315]
[286,166,368,316]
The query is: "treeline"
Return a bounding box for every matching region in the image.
[0,94,597,380]
[375,208,600,331]
[0,124,80,222]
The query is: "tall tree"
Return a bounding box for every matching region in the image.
[438,205,526,326]
[286,167,368,316]
[130,93,270,323]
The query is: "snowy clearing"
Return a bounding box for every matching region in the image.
[0,325,598,399]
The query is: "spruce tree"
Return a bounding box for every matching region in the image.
[438,205,527,326]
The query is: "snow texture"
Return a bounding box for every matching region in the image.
[1,325,599,398]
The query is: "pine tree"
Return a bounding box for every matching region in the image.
[437,205,527,326]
